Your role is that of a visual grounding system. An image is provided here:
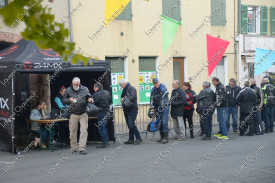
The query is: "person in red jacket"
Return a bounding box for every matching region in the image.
[183,82,197,138]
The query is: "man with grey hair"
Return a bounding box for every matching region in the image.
[120,79,142,145]
[225,78,241,132]
[235,81,257,136]
[250,78,264,135]
[170,80,187,141]
[261,77,275,133]
[62,77,93,155]
[196,81,215,140]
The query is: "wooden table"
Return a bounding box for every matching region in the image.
[32,117,98,151]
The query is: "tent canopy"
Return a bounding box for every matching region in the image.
[0,39,110,72]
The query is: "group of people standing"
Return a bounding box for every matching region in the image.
[30,75,274,154]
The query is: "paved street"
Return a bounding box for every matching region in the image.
[0,126,275,183]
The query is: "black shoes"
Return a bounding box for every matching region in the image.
[96,143,108,148]
[157,132,165,143]
[79,150,87,155]
[161,132,169,144]
[245,133,254,136]
[201,137,212,140]
[239,133,244,136]
[124,140,134,144]
[190,131,194,139]
[134,139,142,145]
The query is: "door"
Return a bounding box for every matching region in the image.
[173,57,185,87]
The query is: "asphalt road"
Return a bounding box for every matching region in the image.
[0,126,275,183]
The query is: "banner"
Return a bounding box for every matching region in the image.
[111,72,124,105]
[139,71,155,103]
[105,0,131,26]
[161,15,181,54]
[254,48,275,77]
[206,34,230,76]
[0,71,13,152]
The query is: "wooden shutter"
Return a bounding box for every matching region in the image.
[241,4,248,34]
[260,6,268,35]
[271,7,275,35]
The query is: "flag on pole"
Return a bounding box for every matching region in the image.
[206,34,230,76]
[254,48,275,77]
[161,15,181,54]
[105,0,131,26]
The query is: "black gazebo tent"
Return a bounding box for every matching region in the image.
[0,39,113,153]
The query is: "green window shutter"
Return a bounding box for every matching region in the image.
[271,7,275,35]
[211,0,226,26]
[241,4,248,34]
[162,0,181,22]
[116,1,132,21]
[139,57,156,72]
[260,6,268,35]
[0,0,7,8]
[105,57,124,73]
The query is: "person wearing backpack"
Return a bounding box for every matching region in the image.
[150,78,170,144]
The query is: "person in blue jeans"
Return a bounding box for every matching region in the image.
[120,79,142,145]
[212,77,229,140]
[225,78,241,132]
[261,77,275,133]
[92,82,112,148]
[150,78,170,144]
[30,99,56,148]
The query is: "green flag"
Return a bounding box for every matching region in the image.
[161,15,181,54]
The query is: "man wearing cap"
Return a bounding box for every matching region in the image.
[150,78,170,144]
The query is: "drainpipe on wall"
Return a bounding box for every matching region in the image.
[68,0,74,42]
[236,0,242,84]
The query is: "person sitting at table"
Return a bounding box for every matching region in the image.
[30,99,55,148]
[52,86,68,148]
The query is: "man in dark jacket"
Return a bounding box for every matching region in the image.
[92,82,112,148]
[225,78,241,132]
[170,80,187,141]
[235,81,257,136]
[120,79,142,145]
[150,78,170,144]
[196,81,215,140]
[212,77,229,139]
[261,77,275,133]
[62,77,92,155]
[250,79,264,135]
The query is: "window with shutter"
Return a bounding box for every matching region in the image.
[0,0,7,8]
[211,0,226,26]
[241,5,248,34]
[162,0,181,22]
[271,7,275,35]
[260,6,268,35]
[116,1,132,21]
[105,57,125,73]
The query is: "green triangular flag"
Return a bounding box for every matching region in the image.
[161,15,181,54]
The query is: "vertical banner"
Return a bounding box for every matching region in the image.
[0,71,13,152]
[105,0,131,26]
[111,72,124,105]
[254,48,275,77]
[206,34,230,76]
[161,15,181,54]
[139,71,155,103]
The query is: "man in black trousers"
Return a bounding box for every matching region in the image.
[235,81,257,136]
